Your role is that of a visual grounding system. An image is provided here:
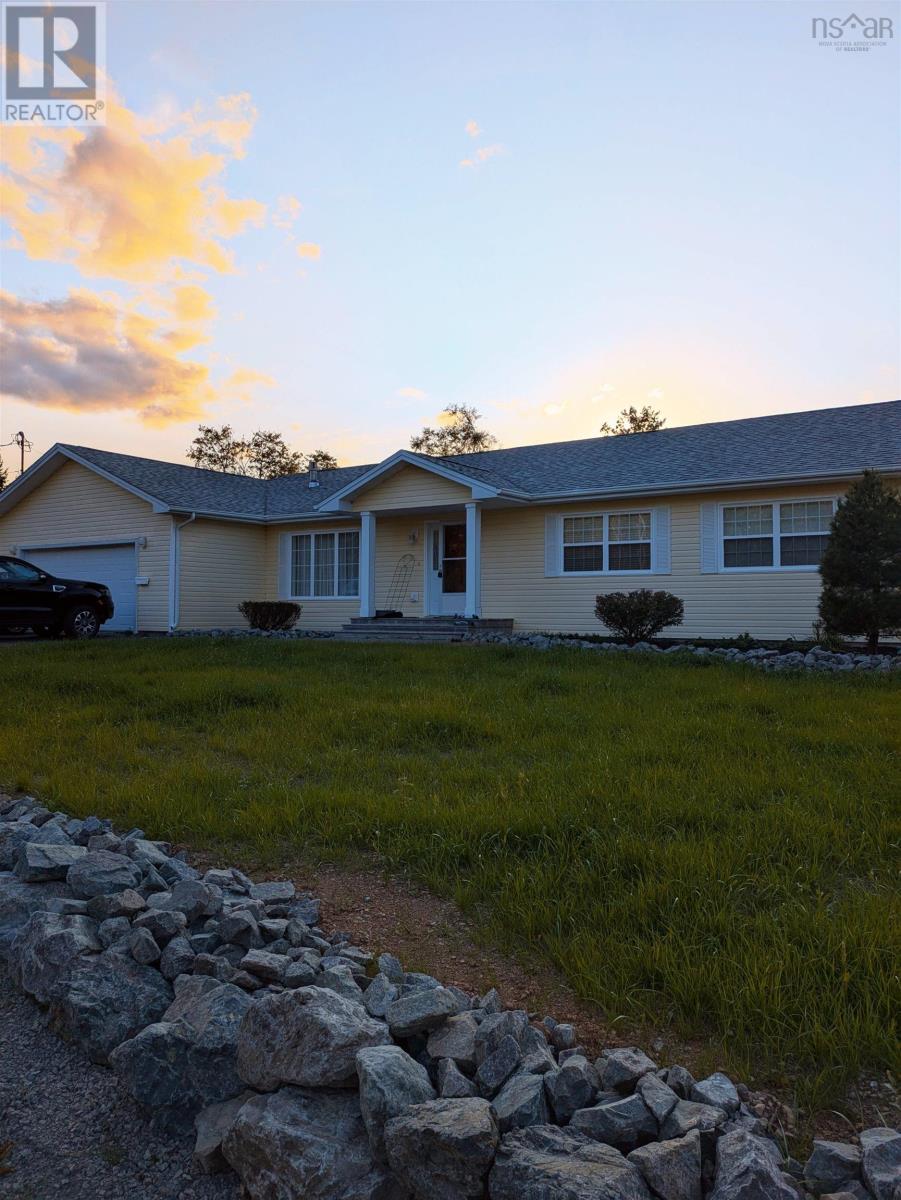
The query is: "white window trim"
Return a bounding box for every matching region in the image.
[288,527,360,600]
[560,509,654,576]
[717,498,837,573]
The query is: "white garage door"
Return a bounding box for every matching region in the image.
[25,545,137,632]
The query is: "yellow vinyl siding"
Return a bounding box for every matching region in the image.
[178,519,267,629]
[350,465,471,510]
[480,482,876,641]
[373,516,424,614]
[0,460,170,631]
[7,460,893,641]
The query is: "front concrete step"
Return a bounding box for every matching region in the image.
[335,631,470,643]
[347,617,513,629]
[338,616,513,644]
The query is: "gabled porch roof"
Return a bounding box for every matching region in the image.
[315,449,527,511]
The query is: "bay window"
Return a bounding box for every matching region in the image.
[290,530,360,598]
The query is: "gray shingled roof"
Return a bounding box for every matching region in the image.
[437,400,901,495]
[64,446,375,515]
[56,400,900,518]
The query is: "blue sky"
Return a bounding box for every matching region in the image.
[1,0,898,477]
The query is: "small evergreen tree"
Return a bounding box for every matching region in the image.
[818,470,901,652]
[0,459,7,493]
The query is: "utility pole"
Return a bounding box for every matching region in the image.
[14,432,31,476]
[1,431,33,477]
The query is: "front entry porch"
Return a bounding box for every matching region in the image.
[358,501,483,620]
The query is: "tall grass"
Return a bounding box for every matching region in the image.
[2,637,898,1104]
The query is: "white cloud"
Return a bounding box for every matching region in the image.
[590,384,616,403]
[465,120,481,138]
[273,195,302,229]
[460,143,505,170]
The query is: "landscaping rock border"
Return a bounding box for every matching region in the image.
[463,631,901,674]
[2,791,898,1200]
[167,626,900,673]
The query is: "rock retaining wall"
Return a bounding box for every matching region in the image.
[2,792,898,1200]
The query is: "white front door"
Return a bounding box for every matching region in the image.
[426,522,466,616]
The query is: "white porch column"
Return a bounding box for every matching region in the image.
[465,502,481,618]
[359,511,376,617]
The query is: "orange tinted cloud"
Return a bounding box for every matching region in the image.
[223,367,277,403]
[0,91,265,282]
[296,242,321,260]
[176,92,258,159]
[0,289,219,425]
[0,87,277,426]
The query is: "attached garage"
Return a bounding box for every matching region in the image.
[21,543,139,633]
[0,453,173,632]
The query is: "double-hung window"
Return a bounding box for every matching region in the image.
[608,512,652,571]
[563,516,604,573]
[562,511,652,574]
[721,500,834,570]
[778,501,835,566]
[290,530,360,598]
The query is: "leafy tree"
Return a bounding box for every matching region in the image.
[187,425,335,478]
[600,405,666,436]
[411,404,498,456]
[818,470,901,652]
[594,589,684,644]
[0,459,7,493]
[187,425,247,474]
[244,430,304,479]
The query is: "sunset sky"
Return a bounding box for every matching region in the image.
[2,0,899,480]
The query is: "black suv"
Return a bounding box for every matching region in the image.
[0,555,115,639]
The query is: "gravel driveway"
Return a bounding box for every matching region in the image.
[0,975,238,1200]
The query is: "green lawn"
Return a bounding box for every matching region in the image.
[2,637,898,1104]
